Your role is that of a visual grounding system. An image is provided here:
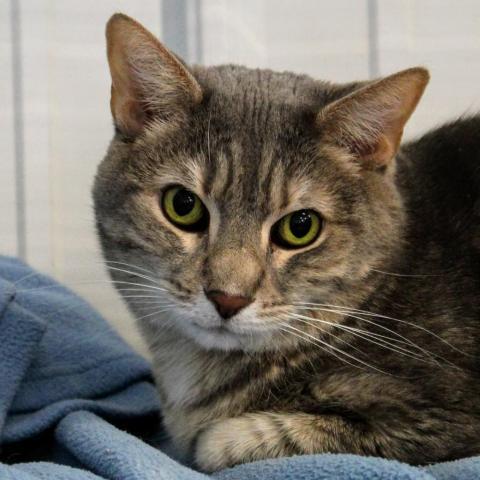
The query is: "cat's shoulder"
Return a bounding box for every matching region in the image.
[402,115,480,174]
[400,115,480,194]
[398,116,480,244]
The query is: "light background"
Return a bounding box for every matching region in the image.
[1,0,480,354]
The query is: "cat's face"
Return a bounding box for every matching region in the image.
[94,14,428,351]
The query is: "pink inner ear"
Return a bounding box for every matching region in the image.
[122,99,147,135]
[110,85,145,136]
[351,131,401,169]
[368,133,398,168]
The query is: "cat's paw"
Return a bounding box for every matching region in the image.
[194,420,237,472]
[194,417,259,472]
[194,413,287,472]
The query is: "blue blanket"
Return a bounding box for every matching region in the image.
[0,255,478,479]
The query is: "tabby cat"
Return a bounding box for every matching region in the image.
[93,13,480,472]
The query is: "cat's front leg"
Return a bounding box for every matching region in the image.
[193,406,469,472]
[194,411,334,472]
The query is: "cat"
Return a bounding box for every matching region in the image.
[93,13,480,472]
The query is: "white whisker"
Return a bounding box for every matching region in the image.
[207,109,212,164]
[279,317,391,376]
[19,279,167,294]
[370,268,444,278]
[136,307,174,321]
[287,314,370,359]
[102,260,156,276]
[110,280,166,291]
[103,265,162,286]
[115,287,167,293]
[297,305,431,353]
[294,302,467,359]
[292,305,462,371]
[130,302,176,312]
[120,295,167,299]
[277,322,367,372]
[123,298,171,305]
[290,313,438,367]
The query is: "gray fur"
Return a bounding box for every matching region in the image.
[94,15,480,473]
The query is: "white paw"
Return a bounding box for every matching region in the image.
[194,418,251,472]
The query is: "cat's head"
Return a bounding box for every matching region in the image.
[93,14,428,351]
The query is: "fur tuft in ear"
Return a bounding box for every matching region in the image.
[317,67,429,170]
[106,13,202,136]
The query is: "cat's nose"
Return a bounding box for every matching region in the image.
[204,290,253,319]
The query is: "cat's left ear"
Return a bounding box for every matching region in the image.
[317,67,429,170]
[106,13,202,136]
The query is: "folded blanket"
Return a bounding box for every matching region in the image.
[0,255,478,479]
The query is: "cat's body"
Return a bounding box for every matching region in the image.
[94,14,480,471]
[143,117,480,469]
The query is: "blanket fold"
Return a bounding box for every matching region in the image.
[0,255,479,479]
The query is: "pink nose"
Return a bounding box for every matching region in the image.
[205,290,253,319]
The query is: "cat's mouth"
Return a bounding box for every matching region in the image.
[184,315,277,351]
[197,323,229,334]
[191,320,248,336]
[185,319,251,350]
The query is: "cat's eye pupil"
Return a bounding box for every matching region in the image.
[290,210,312,238]
[162,186,208,232]
[271,209,321,249]
[173,189,195,216]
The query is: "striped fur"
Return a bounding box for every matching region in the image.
[94,14,480,473]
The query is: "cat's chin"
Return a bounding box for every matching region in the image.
[179,321,272,352]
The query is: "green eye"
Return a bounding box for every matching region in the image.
[161,186,208,231]
[272,210,322,248]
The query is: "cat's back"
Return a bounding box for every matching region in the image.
[381,117,480,368]
[399,116,480,249]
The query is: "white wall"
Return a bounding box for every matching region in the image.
[1,0,479,355]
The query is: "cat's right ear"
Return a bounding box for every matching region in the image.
[106,13,202,136]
